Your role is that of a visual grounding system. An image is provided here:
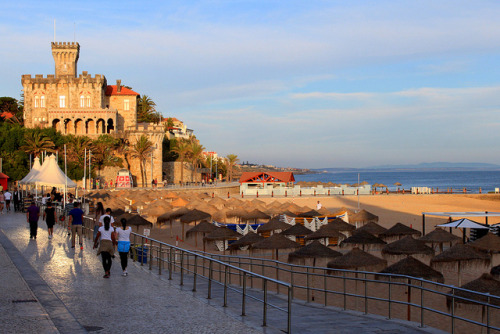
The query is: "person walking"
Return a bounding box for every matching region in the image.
[43,201,56,239]
[4,189,12,212]
[116,218,132,277]
[94,216,116,278]
[68,202,84,249]
[0,191,5,214]
[65,197,75,236]
[94,202,105,242]
[13,187,22,212]
[26,201,40,239]
[98,208,115,228]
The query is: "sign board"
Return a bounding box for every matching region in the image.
[143,228,151,237]
[116,175,132,188]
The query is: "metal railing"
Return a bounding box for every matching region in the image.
[58,211,500,333]
[64,214,293,333]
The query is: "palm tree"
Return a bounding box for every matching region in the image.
[92,135,122,178]
[170,139,191,185]
[225,154,240,182]
[130,135,154,187]
[189,140,205,183]
[137,95,161,123]
[66,135,93,166]
[20,131,55,158]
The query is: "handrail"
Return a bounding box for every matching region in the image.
[63,211,500,333]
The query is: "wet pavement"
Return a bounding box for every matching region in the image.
[0,211,447,333]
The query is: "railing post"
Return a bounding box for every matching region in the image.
[263,280,268,327]
[290,265,294,300]
[168,248,173,280]
[451,288,455,334]
[242,272,247,316]
[250,260,254,289]
[420,280,424,328]
[141,237,145,266]
[149,241,153,270]
[487,295,491,334]
[208,260,213,299]
[324,269,328,306]
[223,266,229,307]
[180,250,184,286]
[306,267,310,302]
[343,271,347,310]
[288,286,292,334]
[388,275,392,319]
[276,261,280,294]
[193,255,198,292]
[158,243,162,275]
[364,272,368,315]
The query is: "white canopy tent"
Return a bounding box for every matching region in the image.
[19,157,42,185]
[31,155,77,188]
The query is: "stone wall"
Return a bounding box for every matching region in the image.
[163,161,202,184]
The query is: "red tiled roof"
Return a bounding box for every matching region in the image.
[105,85,139,96]
[239,172,295,184]
[0,172,9,179]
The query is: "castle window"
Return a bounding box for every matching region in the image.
[34,96,40,108]
[40,96,45,107]
[86,96,91,107]
[60,96,66,108]
[124,99,130,111]
[80,95,85,108]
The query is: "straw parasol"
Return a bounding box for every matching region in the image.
[226,207,248,223]
[340,230,386,251]
[281,224,313,237]
[380,255,444,321]
[327,247,386,270]
[382,236,435,261]
[203,227,241,253]
[327,218,356,233]
[380,256,444,282]
[469,233,500,253]
[431,244,491,286]
[281,210,299,218]
[447,273,500,314]
[251,234,301,260]
[156,207,191,237]
[298,209,321,218]
[171,197,189,207]
[228,232,265,251]
[332,207,356,217]
[288,241,341,265]
[126,214,153,232]
[179,209,212,240]
[349,209,379,227]
[419,228,462,252]
[186,220,217,250]
[305,224,346,246]
[256,217,292,236]
[243,209,270,222]
[379,222,422,240]
[355,221,387,237]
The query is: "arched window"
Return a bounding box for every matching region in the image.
[80,95,85,108]
[40,96,45,108]
[86,96,91,107]
[34,96,40,108]
[60,96,66,108]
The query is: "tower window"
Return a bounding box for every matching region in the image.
[124,99,130,111]
[80,95,85,108]
[40,96,45,108]
[60,96,66,108]
[86,96,91,107]
[34,96,40,108]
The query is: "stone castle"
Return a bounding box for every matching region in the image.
[21,42,164,186]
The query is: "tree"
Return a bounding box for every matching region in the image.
[65,135,94,166]
[130,135,154,187]
[225,154,240,182]
[91,135,123,178]
[137,95,161,123]
[189,140,205,182]
[170,139,191,184]
[20,130,56,158]
[0,97,23,125]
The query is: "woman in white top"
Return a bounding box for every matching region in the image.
[116,218,132,277]
[94,216,116,278]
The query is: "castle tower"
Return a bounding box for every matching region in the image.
[51,42,80,77]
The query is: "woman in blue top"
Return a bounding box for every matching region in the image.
[116,218,132,276]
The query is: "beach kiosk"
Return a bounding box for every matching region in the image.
[239,171,295,196]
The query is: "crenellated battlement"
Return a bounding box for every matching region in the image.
[51,41,79,49]
[22,72,106,84]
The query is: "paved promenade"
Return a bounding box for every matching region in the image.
[0,211,446,334]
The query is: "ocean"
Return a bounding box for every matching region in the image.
[295,170,500,194]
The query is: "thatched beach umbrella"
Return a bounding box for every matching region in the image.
[156,207,191,237]
[340,230,386,251]
[327,247,387,271]
[281,224,313,245]
[186,220,217,250]
[469,233,500,253]
[226,207,248,223]
[126,214,153,233]
[298,209,321,218]
[251,234,301,260]
[332,207,356,217]
[228,232,265,252]
[179,209,212,240]
[349,209,379,227]
[380,222,422,241]
[419,228,462,252]
[243,209,270,223]
[305,224,347,246]
[257,217,292,236]
[171,197,189,207]
[380,256,444,321]
[327,218,356,234]
[288,240,341,265]
[355,221,387,237]
[431,244,491,286]
[382,236,435,261]
[204,227,240,253]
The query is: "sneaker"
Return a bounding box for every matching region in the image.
[80,244,83,250]
[122,272,128,277]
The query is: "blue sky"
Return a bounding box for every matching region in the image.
[2,1,500,168]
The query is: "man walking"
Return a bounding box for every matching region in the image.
[26,201,40,239]
[13,187,22,212]
[68,202,84,249]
